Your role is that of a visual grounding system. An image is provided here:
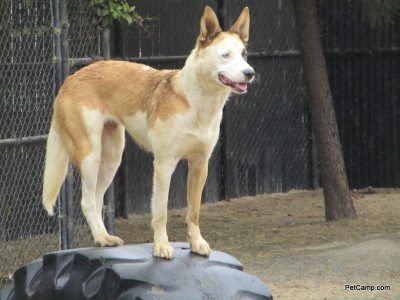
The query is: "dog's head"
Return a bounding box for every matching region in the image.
[195,6,254,94]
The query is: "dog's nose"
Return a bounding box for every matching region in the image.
[243,68,255,80]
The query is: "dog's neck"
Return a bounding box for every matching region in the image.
[176,51,231,128]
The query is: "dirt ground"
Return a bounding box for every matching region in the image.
[116,188,400,300]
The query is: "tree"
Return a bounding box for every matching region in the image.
[292,0,357,221]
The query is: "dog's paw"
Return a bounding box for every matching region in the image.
[153,241,174,259]
[96,234,124,247]
[190,237,211,256]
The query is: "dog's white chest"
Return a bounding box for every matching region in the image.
[174,119,221,158]
[187,126,217,146]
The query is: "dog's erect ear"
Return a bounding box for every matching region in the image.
[198,6,221,44]
[230,7,250,45]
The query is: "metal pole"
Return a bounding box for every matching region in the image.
[104,183,115,235]
[100,27,111,59]
[59,0,74,249]
[119,150,129,218]
[51,0,67,250]
[52,0,62,91]
[59,186,68,249]
[60,0,70,79]
[217,0,231,201]
[100,27,116,233]
[114,23,128,219]
[65,165,75,246]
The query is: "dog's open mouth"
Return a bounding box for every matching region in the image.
[218,74,248,94]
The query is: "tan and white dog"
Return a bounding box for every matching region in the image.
[42,6,254,259]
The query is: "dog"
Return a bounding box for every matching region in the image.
[42,6,254,259]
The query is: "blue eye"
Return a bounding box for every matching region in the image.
[222,52,229,58]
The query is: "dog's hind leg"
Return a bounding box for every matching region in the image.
[78,110,121,246]
[186,156,211,256]
[94,122,125,245]
[151,157,178,259]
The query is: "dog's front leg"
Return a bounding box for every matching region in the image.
[151,158,177,259]
[186,156,211,256]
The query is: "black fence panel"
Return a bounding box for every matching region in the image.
[318,0,400,51]
[117,0,218,58]
[222,0,312,199]
[318,0,400,188]
[325,53,400,188]
[222,56,311,199]
[226,0,298,52]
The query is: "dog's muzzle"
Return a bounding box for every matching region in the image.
[218,74,250,94]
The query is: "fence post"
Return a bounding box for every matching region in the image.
[118,151,129,218]
[217,0,232,201]
[52,0,67,249]
[100,27,116,234]
[104,183,116,234]
[58,0,74,249]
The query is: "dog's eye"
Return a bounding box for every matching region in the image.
[242,50,248,60]
[222,52,230,58]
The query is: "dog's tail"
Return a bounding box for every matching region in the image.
[42,123,69,216]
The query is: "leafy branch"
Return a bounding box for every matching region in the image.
[89,0,147,29]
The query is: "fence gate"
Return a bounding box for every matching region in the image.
[0,0,111,287]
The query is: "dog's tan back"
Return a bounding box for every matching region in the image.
[43,6,254,259]
[52,62,190,162]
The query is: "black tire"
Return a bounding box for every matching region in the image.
[1,243,272,300]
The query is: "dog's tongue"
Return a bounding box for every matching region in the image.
[235,82,248,92]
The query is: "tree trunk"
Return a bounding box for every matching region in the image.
[292,0,357,221]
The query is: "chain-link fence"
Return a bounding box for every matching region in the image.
[0,0,56,287]
[0,0,102,288]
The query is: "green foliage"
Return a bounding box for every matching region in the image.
[89,0,145,29]
[355,0,400,26]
